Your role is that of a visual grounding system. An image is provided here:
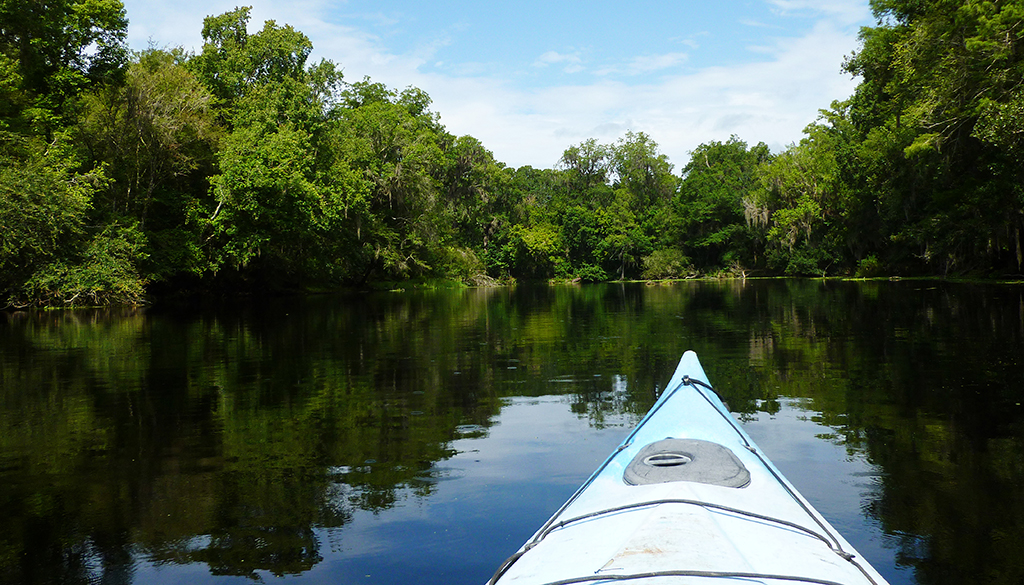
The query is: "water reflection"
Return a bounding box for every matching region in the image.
[1,281,1023,584]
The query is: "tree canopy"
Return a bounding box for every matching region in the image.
[2,0,1023,306]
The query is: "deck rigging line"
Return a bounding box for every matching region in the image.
[535,571,852,585]
[681,375,879,585]
[487,374,881,585]
[543,499,839,553]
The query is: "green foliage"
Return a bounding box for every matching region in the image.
[673,136,768,270]
[573,263,607,282]
[75,49,221,281]
[332,88,445,282]
[191,8,361,286]
[0,134,102,304]
[78,49,220,219]
[855,255,885,277]
[596,188,651,280]
[508,134,675,281]
[500,222,564,278]
[439,134,507,252]
[641,248,695,280]
[749,125,849,275]
[8,0,1024,306]
[433,246,487,284]
[0,134,147,306]
[561,204,605,269]
[0,53,27,129]
[210,109,319,268]
[24,222,148,306]
[559,138,610,200]
[609,131,677,211]
[190,6,314,116]
[0,0,128,132]
[839,0,1024,274]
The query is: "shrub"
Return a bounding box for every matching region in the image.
[0,135,99,299]
[435,246,487,284]
[574,263,607,282]
[641,249,695,279]
[22,224,149,306]
[855,255,885,278]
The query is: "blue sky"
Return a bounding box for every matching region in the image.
[122,0,874,169]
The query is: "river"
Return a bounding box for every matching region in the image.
[2,280,1023,584]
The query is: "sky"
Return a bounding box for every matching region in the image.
[121,0,875,170]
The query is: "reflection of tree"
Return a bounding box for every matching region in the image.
[681,280,1024,585]
[195,527,322,578]
[0,293,506,582]
[3,282,1024,584]
[141,469,352,578]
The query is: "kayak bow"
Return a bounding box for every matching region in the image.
[488,351,889,585]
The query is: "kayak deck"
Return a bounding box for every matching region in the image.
[489,351,889,585]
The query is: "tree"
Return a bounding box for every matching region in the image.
[439,135,505,248]
[557,203,605,277]
[76,49,221,280]
[0,135,94,299]
[189,8,356,287]
[750,126,844,275]
[0,134,148,306]
[598,189,650,280]
[332,91,444,282]
[483,166,560,278]
[673,137,770,270]
[189,6,318,124]
[0,0,128,133]
[507,222,566,279]
[840,0,1024,274]
[558,138,610,203]
[608,131,677,213]
[0,0,150,306]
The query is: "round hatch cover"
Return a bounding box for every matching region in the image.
[623,438,750,488]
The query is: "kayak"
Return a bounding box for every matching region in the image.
[487,351,889,585]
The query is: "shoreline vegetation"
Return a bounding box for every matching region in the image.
[17,275,1024,313]
[2,1,1024,309]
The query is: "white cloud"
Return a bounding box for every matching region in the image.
[122,0,869,169]
[124,0,370,55]
[420,19,862,168]
[768,0,869,26]
[741,19,782,29]
[629,52,689,73]
[595,52,690,77]
[533,50,585,73]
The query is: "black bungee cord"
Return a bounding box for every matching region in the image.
[487,374,881,585]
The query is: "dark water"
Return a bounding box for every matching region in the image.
[2,280,1023,585]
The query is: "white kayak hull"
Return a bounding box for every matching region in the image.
[488,351,889,585]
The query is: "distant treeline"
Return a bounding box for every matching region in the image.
[2,1,1022,306]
